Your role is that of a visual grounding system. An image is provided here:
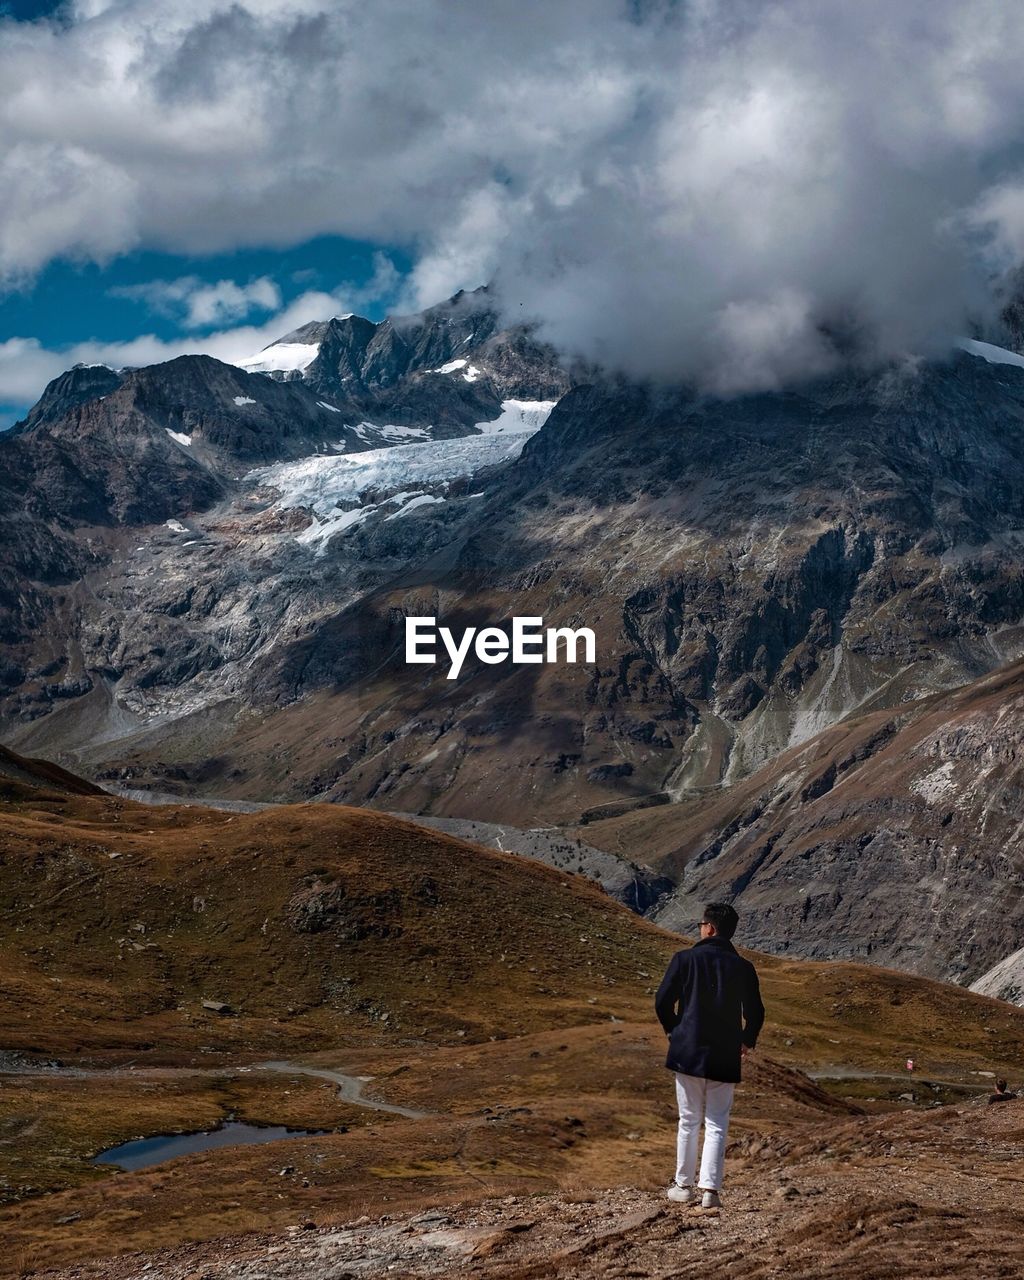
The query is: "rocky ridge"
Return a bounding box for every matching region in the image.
[580,656,1024,988]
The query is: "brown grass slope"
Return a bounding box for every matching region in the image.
[582,656,1024,985]
[1,777,1022,1068]
[0,744,105,800]
[0,786,674,1058]
[3,771,1024,1274]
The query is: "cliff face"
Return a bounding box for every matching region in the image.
[580,656,1024,988]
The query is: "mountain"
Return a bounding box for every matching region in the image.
[578,656,1024,990]
[6,293,1024,989]
[239,286,573,433]
[0,286,567,730]
[18,362,124,432]
[17,340,1023,818]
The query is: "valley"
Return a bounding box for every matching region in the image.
[7,6,1024,1276]
[1,751,1024,1276]
[7,300,1024,1000]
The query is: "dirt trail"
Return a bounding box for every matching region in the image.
[0,1056,432,1119]
[257,1061,433,1119]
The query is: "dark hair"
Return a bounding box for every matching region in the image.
[997,1078,1008,1093]
[703,902,739,940]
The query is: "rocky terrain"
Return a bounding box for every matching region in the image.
[579,656,1024,990]
[6,340,1024,815]
[970,946,1024,1006]
[35,1130,1024,1280]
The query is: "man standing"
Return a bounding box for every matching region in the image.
[654,902,764,1210]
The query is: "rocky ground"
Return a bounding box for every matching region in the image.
[582,656,1024,992]
[32,1095,1024,1280]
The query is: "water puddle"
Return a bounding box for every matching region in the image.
[94,1120,328,1171]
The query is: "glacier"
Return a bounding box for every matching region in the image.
[250,399,556,548]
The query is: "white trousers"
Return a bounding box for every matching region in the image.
[673,1072,736,1191]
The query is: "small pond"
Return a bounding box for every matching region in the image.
[94,1120,329,1171]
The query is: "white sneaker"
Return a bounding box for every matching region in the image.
[666,1184,696,1204]
[701,1189,721,1210]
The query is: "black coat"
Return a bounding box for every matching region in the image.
[654,936,765,1083]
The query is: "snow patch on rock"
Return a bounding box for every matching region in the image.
[910,760,958,805]
[959,339,1024,370]
[349,422,432,445]
[377,424,433,442]
[295,506,372,548]
[475,399,556,435]
[238,342,320,375]
[385,493,444,520]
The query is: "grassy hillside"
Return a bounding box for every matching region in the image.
[2,772,1024,1273]
[1,778,1021,1068]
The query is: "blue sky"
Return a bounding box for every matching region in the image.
[0,239,405,349]
[0,237,409,427]
[1,1,64,18]
[3,1,1023,420]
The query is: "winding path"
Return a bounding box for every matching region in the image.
[257,1060,433,1119]
[0,1056,436,1118]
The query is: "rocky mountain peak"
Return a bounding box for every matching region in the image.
[15,362,124,433]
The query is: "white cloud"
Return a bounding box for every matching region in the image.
[342,251,402,314]
[112,274,282,329]
[4,1,1024,391]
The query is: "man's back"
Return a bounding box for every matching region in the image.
[655,935,764,1083]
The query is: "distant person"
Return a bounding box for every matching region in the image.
[655,901,765,1210]
[906,1057,915,1073]
[989,1079,1017,1105]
